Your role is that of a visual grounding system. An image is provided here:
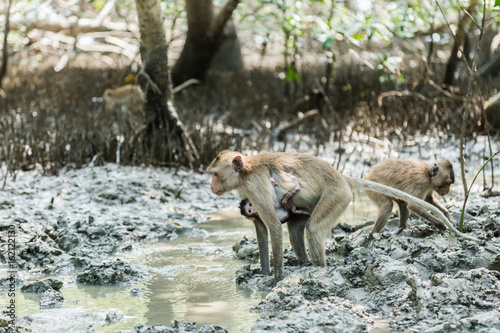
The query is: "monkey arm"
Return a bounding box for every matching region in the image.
[294,209,311,216]
[407,195,452,231]
[426,195,452,221]
[286,215,310,265]
[272,172,311,220]
[407,204,447,231]
[269,176,280,207]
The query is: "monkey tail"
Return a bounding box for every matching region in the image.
[345,176,479,242]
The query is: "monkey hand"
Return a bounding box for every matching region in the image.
[281,195,297,213]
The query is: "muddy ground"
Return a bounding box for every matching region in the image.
[0,137,499,333]
[235,197,500,332]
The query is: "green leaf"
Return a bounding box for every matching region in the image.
[495,0,500,7]
[352,33,365,40]
[322,36,335,49]
[92,0,106,10]
[284,66,300,83]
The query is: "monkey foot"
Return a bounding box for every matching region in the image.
[299,261,312,267]
[395,227,406,235]
[396,229,414,237]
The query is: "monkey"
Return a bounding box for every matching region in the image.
[102,79,201,133]
[208,151,477,282]
[103,84,145,112]
[102,85,146,164]
[365,158,455,235]
[102,79,200,116]
[239,173,311,223]
[103,84,146,134]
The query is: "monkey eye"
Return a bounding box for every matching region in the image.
[212,172,218,176]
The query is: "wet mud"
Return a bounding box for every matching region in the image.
[236,199,500,332]
[1,138,499,332]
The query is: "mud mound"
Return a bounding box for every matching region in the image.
[76,259,149,285]
[236,200,500,332]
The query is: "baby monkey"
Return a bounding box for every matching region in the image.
[239,174,310,223]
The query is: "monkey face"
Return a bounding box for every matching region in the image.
[435,183,451,196]
[209,170,238,195]
[244,202,255,215]
[208,151,243,195]
[239,199,257,217]
[432,160,455,196]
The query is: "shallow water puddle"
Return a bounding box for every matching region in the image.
[342,190,379,224]
[8,214,266,332]
[132,214,266,331]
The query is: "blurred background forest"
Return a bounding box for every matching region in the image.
[1,0,500,173]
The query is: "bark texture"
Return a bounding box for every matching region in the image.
[171,0,241,86]
[135,0,199,166]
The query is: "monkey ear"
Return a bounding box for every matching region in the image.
[430,164,439,177]
[232,156,244,172]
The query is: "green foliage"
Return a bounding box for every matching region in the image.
[89,0,106,10]
[9,0,500,90]
[285,65,300,82]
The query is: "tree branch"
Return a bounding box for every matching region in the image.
[210,0,241,38]
[10,16,138,35]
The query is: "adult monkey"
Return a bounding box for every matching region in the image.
[208,150,478,282]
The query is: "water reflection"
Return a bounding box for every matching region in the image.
[341,190,379,224]
[132,215,265,331]
[8,216,265,333]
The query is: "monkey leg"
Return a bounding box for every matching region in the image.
[306,188,352,266]
[396,200,409,234]
[408,205,447,232]
[252,218,270,276]
[370,198,394,234]
[287,216,310,266]
[267,222,284,282]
